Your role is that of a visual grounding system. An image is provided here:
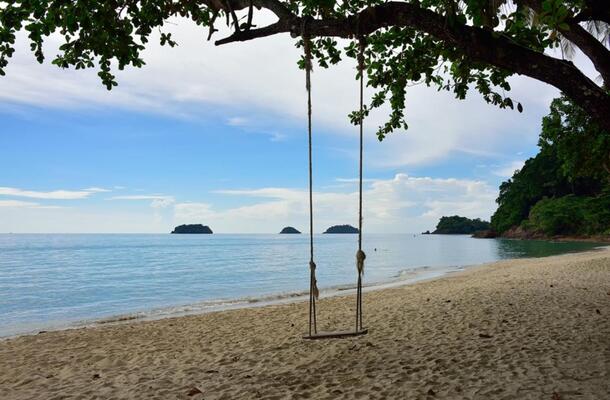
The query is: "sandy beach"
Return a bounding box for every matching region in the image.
[1,248,608,399]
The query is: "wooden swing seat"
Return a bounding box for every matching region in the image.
[303,328,368,340]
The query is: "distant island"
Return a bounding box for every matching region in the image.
[432,216,491,235]
[324,224,359,234]
[279,227,301,234]
[171,224,213,234]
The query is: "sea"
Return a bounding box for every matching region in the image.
[0,233,603,337]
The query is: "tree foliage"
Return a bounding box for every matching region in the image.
[526,193,610,235]
[539,94,610,183]
[433,215,490,234]
[491,95,610,235]
[490,146,571,233]
[1,0,609,136]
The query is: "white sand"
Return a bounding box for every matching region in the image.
[1,248,609,399]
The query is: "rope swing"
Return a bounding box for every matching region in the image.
[355,35,366,333]
[303,31,369,340]
[304,34,318,337]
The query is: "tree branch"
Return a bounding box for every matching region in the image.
[517,0,610,88]
[201,0,293,20]
[215,20,291,45]
[214,1,610,131]
[224,0,242,32]
[560,23,610,87]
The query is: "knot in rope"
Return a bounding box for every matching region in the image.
[356,249,366,275]
[303,44,312,86]
[302,19,313,90]
[357,36,366,73]
[309,260,319,299]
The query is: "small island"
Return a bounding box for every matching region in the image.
[171,224,213,234]
[324,224,359,234]
[431,216,490,235]
[279,226,301,234]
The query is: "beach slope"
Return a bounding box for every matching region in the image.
[1,248,608,399]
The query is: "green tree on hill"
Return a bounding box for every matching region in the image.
[491,96,610,236]
[540,95,610,185]
[526,194,610,236]
[490,146,571,233]
[433,216,490,234]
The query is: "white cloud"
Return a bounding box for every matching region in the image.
[175,173,497,233]
[0,200,40,208]
[0,200,63,209]
[225,116,287,142]
[268,131,287,142]
[0,207,165,233]
[82,187,112,193]
[110,195,172,200]
[0,14,568,167]
[0,174,497,233]
[226,116,249,126]
[493,160,525,178]
[335,178,378,183]
[151,198,176,209]
[174,202,214,220]
[109,194,175,209]
[0,186,103,200]
[213,187,303,199]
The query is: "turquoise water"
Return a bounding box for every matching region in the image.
[0,234,602,337]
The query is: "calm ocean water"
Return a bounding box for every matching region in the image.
[0,234,602,337]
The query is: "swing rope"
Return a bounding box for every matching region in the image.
[303,31,318,336]
[355,35,366,332]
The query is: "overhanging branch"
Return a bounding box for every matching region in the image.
[517,0,610,87]
[201,0,293,20]
[215,20,292,44]
[213,0,610,131]
[560,23,610,87]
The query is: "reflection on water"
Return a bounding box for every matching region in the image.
[494,238,600,258]
[0,234,603,336]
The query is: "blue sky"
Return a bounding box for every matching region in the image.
[0,16,572,233]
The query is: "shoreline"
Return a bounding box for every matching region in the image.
[1,243,606,342]
[480,231,610,243]
[0,263,470,340]
[1,247,608,399]
[3,244,608,340]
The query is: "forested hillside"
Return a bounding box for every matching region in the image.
[490,96,610,237]
[433,216,490,234]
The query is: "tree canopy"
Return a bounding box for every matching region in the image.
[491,95,609,236]
[490,145,572,233]
[1,1,609,135]
[539,94,610,182]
